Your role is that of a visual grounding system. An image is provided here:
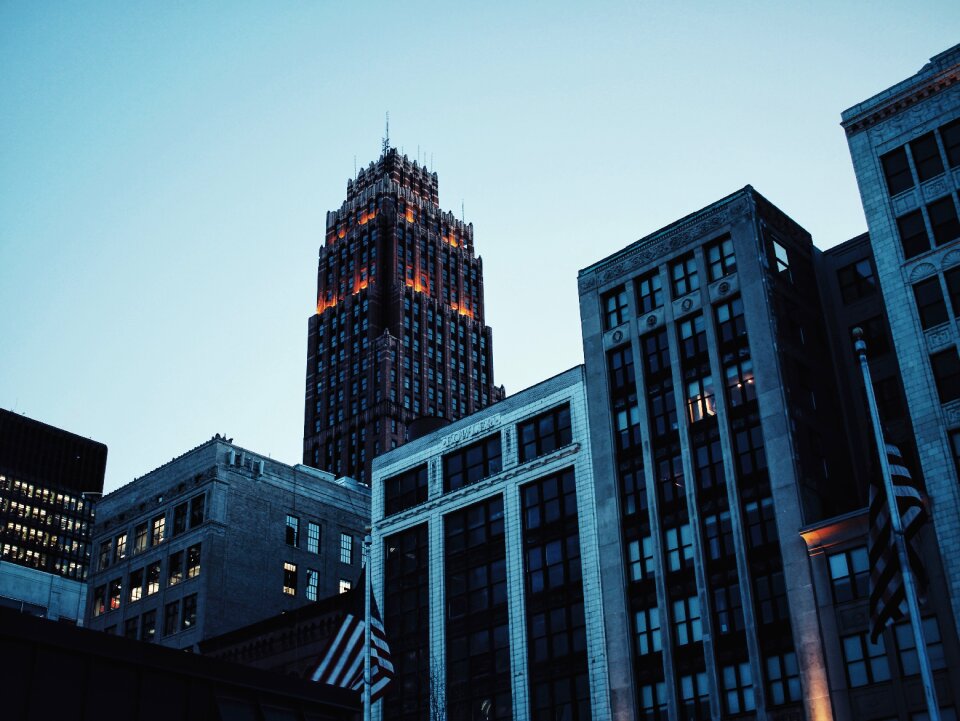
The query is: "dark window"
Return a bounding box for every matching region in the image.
[173,503,188,536]
[181,594,197,631]
[636,271,664,314]
[724,357,756,407]
[743,497,777,550]
[167,551,184,586]
[518,404,572,462]
[733,420,767,481]
[620,458,647,517]
[664,524,694,572]
[942,118,960,168]
[895,617,947,675]
[715,297,746,345]
[713,583,744,635]
[931,348,960,403]
[897,210,931,259]
[914,278,948,328]
[671,254,700,298]
[754,570,790,625]
[626,535,655,581]
[285,514,299,546]
[608,346,635,396]
[638,681,668,720]
[874,377,905,420]
[828,546,870,603]
[766,652,801,706]
[634,605,662,656]
[603,286,629,329]
[722,662,756,715]
[950,430,960,479]
[703,511,735,562]
[648,381,677,438]
[911,132,944,182]
[706,236,736,280]
[92,585,105,617]
[693,433,725,494]
[928,196,960,246]
[944,267,960,316]
[837,259,876,303]
[842,633,890,687]
[443,434,502,491]
[854,316,890,355]
[881,146,913,195]
[134,523,147,554]
[672,595,702,646]
[124,617,139,640]
[678,314,707,361]
[641,329,671,377]
[163,601,179,636]
[655,452,685,509]
[679,671,711,721]
[384,464,428,516]
[141,610,156,642]
[189,494,205,527]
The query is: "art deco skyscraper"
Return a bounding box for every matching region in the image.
[304,148,503,482]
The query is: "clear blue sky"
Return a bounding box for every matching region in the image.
[2,2,958,494]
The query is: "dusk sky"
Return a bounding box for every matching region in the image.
[2,3,958,494]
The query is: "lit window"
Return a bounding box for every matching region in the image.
[114,533,127,563]
[307,522,320,554]
[340,533,353,564]
[151,514,165,546]
[285,514,299,546]
[146,561,160,595]
[339,579,351,594]
[283,562,298,595]
[306,569,319,601]
[686,374,716,424]
[128,568,143,603]
[168,551,184,586]
[92,585,105,617]
[187,543,201,578]
[664,524,694,572]
[679,672,710,720]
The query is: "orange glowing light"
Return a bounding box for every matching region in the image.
[337,228,345,239]
[405,209,415,223]
[316,296,338,314]
[442,235,459,248]
[352,278,369,294]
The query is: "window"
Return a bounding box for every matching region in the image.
[828,546,869,603]
[602,285,629,329]
[134,523,147,554]
[163,600,179,636]
[895,617,947,675]
[384,463,428,516]
[307,522,320,553]
[664,524,694,572]
[714,583,744,635]
[944,267,960,316]
[679,672,710,721]
[715,297,746,345]
[897,210,931,259]
[634,606,661,655]
[340,533,353,564]
[168,550,184,586]
[855,315,890,355]
[837,259,876,303]
[673,595,702,646]
[686,374,716,424]
[636,270,663,314]
[754,571,789,624]
[189,494,205,527]
[128,568,143,602]
[443,433,502,491]
[943,118,960,168]
[722,662,756,715]
[181,594,197,631]
[283,562,298,595]
[881,146,913,195]
[124,617,139,640]
[928,196,960,246]
[306,569,319,601]
[724,357,756,407]
[706,236,736,280]
[842,632,890,687]
[98,539,112,571]
[638,681,667,720]
[339,579,351,594]
[517,404,572,462]
[912,132,944,182]
[114,533,127,562]
[671,254,699,298]
[678,314,707,360]
[187,543,201,578]
[931,348,960,403]
[733,419,767,480]
[92,585,105,617]
[703,511,735,562]
[173,502,188,536]
[743,497,777,549]
[146,561,160,595]
[627,536,655,582]
[772,240,790,276]
[141,610,156,642]
[766,652,801,705]
[151,514,165,546]
[285,514,299,546]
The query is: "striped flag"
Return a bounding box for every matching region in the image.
[310,571,394,701]
[868,442,929,643]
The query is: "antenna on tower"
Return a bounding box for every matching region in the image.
[461,200,465,223]
[382,112,390,156]
[354,155,357,176]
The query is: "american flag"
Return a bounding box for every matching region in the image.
[868,442,929,643]
[311,571,394,701]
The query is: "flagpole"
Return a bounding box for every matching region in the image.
[854,328,941,721]
[364,532,373,721]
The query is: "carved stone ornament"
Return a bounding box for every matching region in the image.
[922,177,948,201]
[892,191,918,216]
[943,400,960,428]
[681,298,693,312]
[646,314,658,327]
[718,281,730,295]
[925,325,953,350]
[908,262,937,282]
[612,330,624,344]
[942,249,960,270]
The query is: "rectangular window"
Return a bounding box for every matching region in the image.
[703,511,735,562]
[285,514,299,546]
[895,617,947,675]
[714,583,744,635]
[679,672,710,721]
[634,606,661,656]
[638,681,667,720]
[897,210,931,259]
[167,550,184,586]
[715,297,746,345]
[189,494,206,527]
[722,662,756,715]
[914,278,948,328]
[664,524,694,572]
[944,267,960,317]
[181,594,197,631]
[134,523,147,554]
[602,285,629,329]
[942,118,960,168]
[340,533,353,564]
[187,543,201,578]
[163,600,179,636]
[635,270,663,314]
[686,373,716,424]
[912,132,944,181]
[881,146,914,195]
[724,357,756,407]
[932,348,960,403]
[146,561,160,595]
[306,569,319,601]
[672,595,702,646]
[627,536,655,582]
[743,497,778,549]
[837,258,876,303]
[670,253,699,298]
[772,240,790,276]
[128,568,143,603]
[98,539,112,571]
[766,652,801,705]
[443,433,503,491]
[173,502,188,536]
[114,533,127,563]
[92,585,105,617]
[151,514,165,546]
[108,578,121,611]
[124,617,139,640]
[339,579,351,594]
[828,546,869,603]
[517,403,572,462]
[706,236,736,280]
[842,632,890,687]
[307,522,321,553]
[855,315,890,356]
[141,610,156,642]
[283,562,298,595]
[928,196,960,246]
[384,463,429,516]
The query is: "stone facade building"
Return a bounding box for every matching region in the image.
[303,148,504,483]
[84,435,369,649]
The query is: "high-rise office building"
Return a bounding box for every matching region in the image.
[303,148,504,482]
[578,187,857,720]
[0,408,106,622]
[841,43,960,647]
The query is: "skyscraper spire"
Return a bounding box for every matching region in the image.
[381,112,390,156]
